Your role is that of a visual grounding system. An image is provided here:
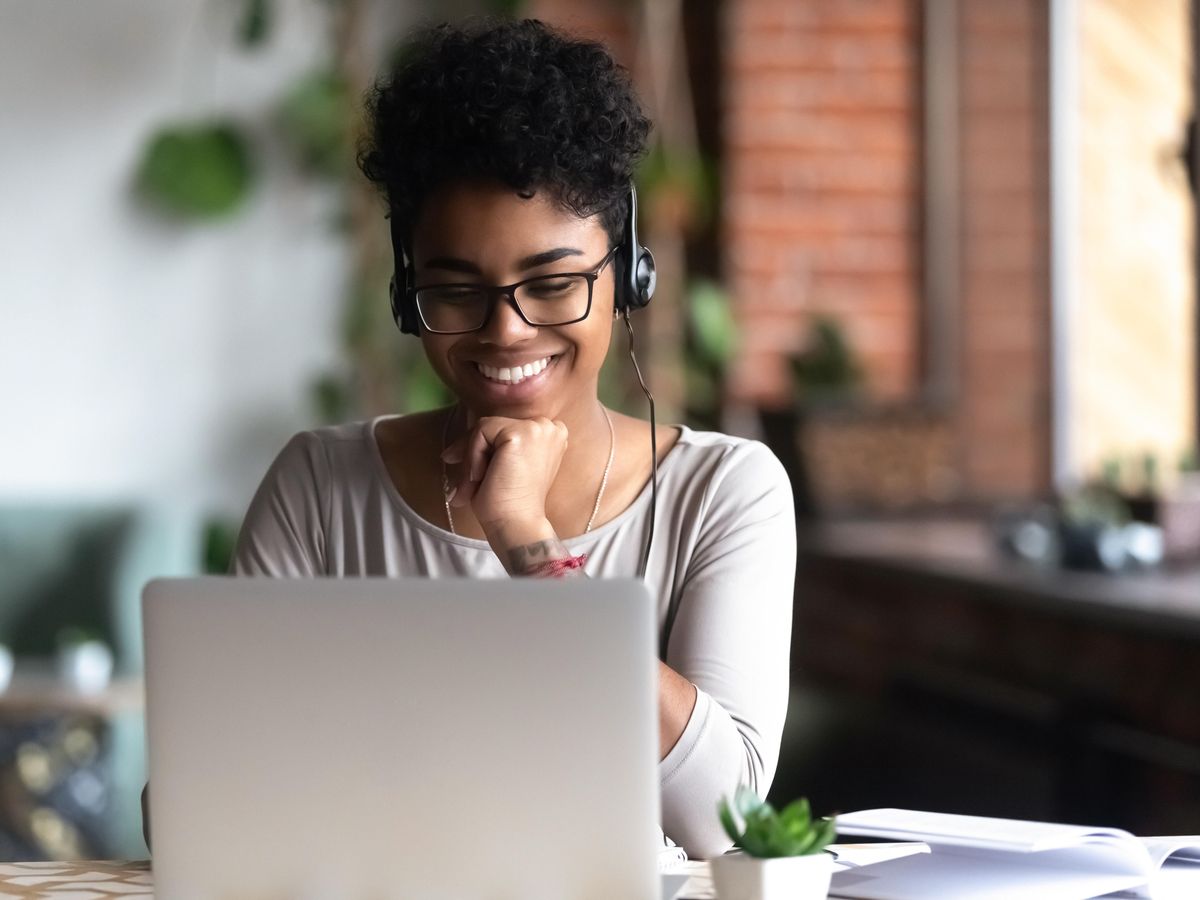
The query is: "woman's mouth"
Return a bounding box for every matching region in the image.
[472,355,556,386]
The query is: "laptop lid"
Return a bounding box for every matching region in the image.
[143,576,661,900]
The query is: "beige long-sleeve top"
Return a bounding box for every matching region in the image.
[230,414,796,859]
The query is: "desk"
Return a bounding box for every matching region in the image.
[0,860,150,895]
[1,857,1195,899]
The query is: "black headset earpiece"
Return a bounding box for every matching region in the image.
[389,212,421,336]
[620,184,656,313]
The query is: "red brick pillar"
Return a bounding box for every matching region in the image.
[723,0,924,407]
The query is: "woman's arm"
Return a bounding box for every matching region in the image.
[655,441,796,859]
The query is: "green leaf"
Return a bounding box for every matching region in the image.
[135,122,255,220]
[813,816,838,853]
[201,518,241,575]
[793,829,818,855]
[734,786,762,820]
[238,0,271,47]
[738,829,774,858]
[717,797,741,845]
[765,817,793,854]
[790,315,863,406]
[688,279,737,365]
[310,372,351,424]
[780,797,811,831]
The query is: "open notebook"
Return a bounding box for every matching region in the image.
[827,809,1200,900]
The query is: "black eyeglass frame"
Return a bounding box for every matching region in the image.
[411,245,620,335]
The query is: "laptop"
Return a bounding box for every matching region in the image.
[142,576,666,900]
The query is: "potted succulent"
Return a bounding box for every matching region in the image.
[711,787,837,900]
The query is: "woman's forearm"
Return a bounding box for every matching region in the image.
[658,659,697,760]
[486,517,587,577]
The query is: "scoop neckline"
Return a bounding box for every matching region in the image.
[366,413,691,550]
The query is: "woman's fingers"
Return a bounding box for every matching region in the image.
[440,414,571,522]
[450,476,479,508]
[465,427,494,483]
[446,425,495,508]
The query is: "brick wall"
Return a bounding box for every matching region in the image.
[724,0,1052,500]
[956,0,1052,498]
[723,0,923,406]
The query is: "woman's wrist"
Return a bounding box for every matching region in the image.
[485,517,586,577]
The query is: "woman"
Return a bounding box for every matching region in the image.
[208,18,793,860]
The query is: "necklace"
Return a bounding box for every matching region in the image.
[441,405,616,536]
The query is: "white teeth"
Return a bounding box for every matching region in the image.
[476,356,553,384]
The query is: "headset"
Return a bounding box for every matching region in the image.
[388,185,681,660]
[389,185,655,332]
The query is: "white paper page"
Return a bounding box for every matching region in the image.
[828,846,1148,900]
[1140,837,1200,868]
[837,809,1137,854]
[829,843,931,868]
[1100,858,1200,900]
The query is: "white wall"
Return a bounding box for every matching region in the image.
[0,0,395,514]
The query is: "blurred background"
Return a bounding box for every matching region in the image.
[1,0,1198,860]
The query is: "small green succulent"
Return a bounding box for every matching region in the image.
[718,787,836,858]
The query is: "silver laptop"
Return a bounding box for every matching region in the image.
[143,576,663,900]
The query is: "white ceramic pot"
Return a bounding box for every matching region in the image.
[58,640,113,695]
[710,851,834,900]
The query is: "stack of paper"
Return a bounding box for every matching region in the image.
[828,809,1200,900]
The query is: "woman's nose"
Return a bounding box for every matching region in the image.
[479,291,538,345]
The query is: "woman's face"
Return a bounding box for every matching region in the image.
[410,179,616,422]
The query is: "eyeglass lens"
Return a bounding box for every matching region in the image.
[416,274,591,333]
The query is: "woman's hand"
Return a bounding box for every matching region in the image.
[441,415,569,536]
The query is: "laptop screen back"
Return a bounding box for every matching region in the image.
[143,576,661,900]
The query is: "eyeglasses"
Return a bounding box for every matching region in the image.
[412,246,619,335]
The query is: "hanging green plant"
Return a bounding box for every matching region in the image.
[276,69,351,178]
[135,122,255,220]
[238,0,272,48]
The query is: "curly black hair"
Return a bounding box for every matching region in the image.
[357,17,652,247]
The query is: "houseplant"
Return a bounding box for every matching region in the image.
[711,787,837,900]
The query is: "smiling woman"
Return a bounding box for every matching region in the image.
[210,17,797,860]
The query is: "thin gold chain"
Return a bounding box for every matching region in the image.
[586,407,615,533]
